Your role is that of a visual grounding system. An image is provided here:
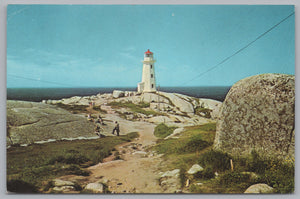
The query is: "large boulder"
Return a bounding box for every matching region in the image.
[214,74,295,160]
[7,100,95,146]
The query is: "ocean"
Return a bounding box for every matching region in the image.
[7,86,231,102]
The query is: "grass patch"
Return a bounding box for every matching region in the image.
[154,123,177,139]
[152,122,294,193]
[108,101,163,116]
[239,150,294,193]
[7,132,139,193]
[55,103,89,114]
[198,150,232,172]
[190,149,295,193]
[154,123,216,155]
[152,123,216,187]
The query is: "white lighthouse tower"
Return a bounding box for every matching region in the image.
[137,49,157,93]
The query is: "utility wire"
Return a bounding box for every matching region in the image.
[181,11,295,86]
[7,7,30,21]
[7,74,73,87]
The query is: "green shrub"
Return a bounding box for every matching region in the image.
[7,179,39,193]
[218,171,251,185]
[198,150,232,172]
[182,134,210,153]
[48,154,90,165]
[236,150,295,193]
[179,168,186,188]
[154,123,176,139]
[189,184,205,193]
[245,150,268,174]
[259,160,294,193]
[194,166,215,180]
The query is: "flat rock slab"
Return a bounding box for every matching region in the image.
[7,100,95,145]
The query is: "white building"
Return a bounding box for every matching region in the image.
[137,49,157,93]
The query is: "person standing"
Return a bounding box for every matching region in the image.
[112,121,120,136]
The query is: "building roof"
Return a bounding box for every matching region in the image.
[145,49,153,54]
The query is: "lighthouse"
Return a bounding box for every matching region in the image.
[137,49,157,93]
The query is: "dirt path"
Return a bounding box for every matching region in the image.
[57,110,169,193]
[86,118,165,193]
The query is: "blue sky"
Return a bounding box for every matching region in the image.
[7,5,294,88]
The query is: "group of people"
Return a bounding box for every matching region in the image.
[87,114,120,137]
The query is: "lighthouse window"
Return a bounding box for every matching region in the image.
[152,84,154,88]
[151,65,153,69]
[151,74,153,78]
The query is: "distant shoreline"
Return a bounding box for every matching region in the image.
[7,86,231,102]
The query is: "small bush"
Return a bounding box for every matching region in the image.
[179,168,186,188]
[7,179,39,193]
[235,150,295,193]
[154,123,176,139]
[48,154,90,165]
[182,134,210,153]
[258,159,294,193]
[63,165,90,176]
[245,150,268,174]
[218,171,251,186]
[194,166,215,180]
[189,184,205,193]
[198,150,232,172]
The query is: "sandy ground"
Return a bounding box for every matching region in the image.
[58,108,168,193]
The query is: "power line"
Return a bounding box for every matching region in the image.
[7,7,30,21]
[7,74,72,87]
[181,11,295,86]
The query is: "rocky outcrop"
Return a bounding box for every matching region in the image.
[198,98,222,119]
[187,164,204,175]
[7,100,95,146]
[159,92,194,113]
[50,179,80,193]
[244,183,274,194]
[84,182,104,193]
[214,74,295,160]
[44,90,222,124]
[159,169,181,193]
[112,90,125,98]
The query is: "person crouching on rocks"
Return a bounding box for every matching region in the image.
[112,121,120,136]
[95,123,104,138]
